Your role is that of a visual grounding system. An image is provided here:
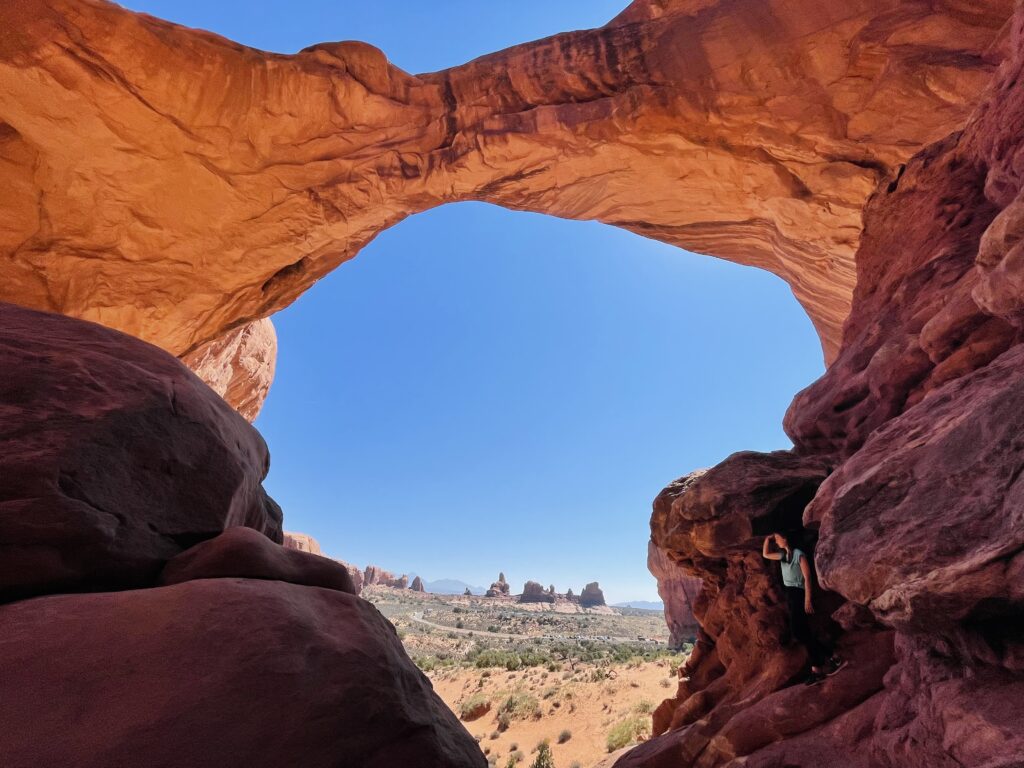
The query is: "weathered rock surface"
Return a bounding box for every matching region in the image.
[579,581,607,608]
[411,575,426,592]
[647,541,701,649]
[641,7,1024,766]
[160,526,356,594]
[0,578,486,768]
[181,319,277,422]
[0,0,1013,387]
[0,302,281,602]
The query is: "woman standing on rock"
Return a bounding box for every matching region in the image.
[762,532,845,685]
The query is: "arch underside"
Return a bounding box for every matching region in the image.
[0,0,1012,415]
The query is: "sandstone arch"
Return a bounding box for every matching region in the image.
[0,0,1013,416]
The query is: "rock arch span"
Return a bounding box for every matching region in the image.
[0,0,1012,416]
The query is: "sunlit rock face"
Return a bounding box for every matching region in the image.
[0,0,1013,422]
[181,319,277,422]
[641,8,1024,766]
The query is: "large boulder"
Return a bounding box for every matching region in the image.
[160,526,355,594]
[0,578,486,768]
[0,303,281,602]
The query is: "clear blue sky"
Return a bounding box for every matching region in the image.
[123,1,825,603]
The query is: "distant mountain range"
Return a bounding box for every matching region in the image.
[408,575,486,595]
[612,601,665,611]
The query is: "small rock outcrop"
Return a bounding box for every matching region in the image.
[579,582,607,608]
[519,581,555,604]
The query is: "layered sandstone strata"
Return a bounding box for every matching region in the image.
[0,0,1014,420]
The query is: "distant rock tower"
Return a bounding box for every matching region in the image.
[579,581,606,608]
[485,572,510,597]
[410,576,425,592]
[520,580,555,604]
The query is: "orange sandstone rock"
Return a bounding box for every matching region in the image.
[0,0,1013,410]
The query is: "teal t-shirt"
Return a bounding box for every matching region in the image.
[781,548,806,588]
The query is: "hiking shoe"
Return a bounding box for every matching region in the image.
[825,656,848,677]
[804,670,826,687]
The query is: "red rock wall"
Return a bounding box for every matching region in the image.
[639,8,1024,766]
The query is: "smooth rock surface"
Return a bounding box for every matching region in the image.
[160,526,356,594]
[647,541,701,649]
[0,578,486,768]
[0,302,281,601]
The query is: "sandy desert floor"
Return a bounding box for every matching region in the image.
[429,658,681,768]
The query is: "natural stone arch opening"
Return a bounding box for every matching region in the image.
[256,200,825,598]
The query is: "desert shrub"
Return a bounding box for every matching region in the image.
[497,692,541,723]
[529,742,554,768]
[456,620,465,629]
[606,714,651,752]
[460,692,492,721]
[569,763,582,768]
[634,699,654,714]
[557,729,572,744]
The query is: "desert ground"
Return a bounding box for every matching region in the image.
[364,587,690,767]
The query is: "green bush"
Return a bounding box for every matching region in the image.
[459,692,491,720]
[529,742,554,768]
[606,714,651,752]
[633,699,654,714]
[497,692,541,723]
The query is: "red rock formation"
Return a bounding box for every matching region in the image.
[519,580,555,604]
[161,527,356,594]
[282,531,322,555]
[181,319,277,422]
[647,541,701,649]
[0,302,281,602]
[411,576,426,592]
[579,582,607,608]
[362,565,408,589]
[640,8,1024,766]
[0,579,485,768]
[485,572,511,597]
[0,0,1013,414]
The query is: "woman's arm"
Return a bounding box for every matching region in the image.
[762,536,782,560]
[800,555,814,613]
